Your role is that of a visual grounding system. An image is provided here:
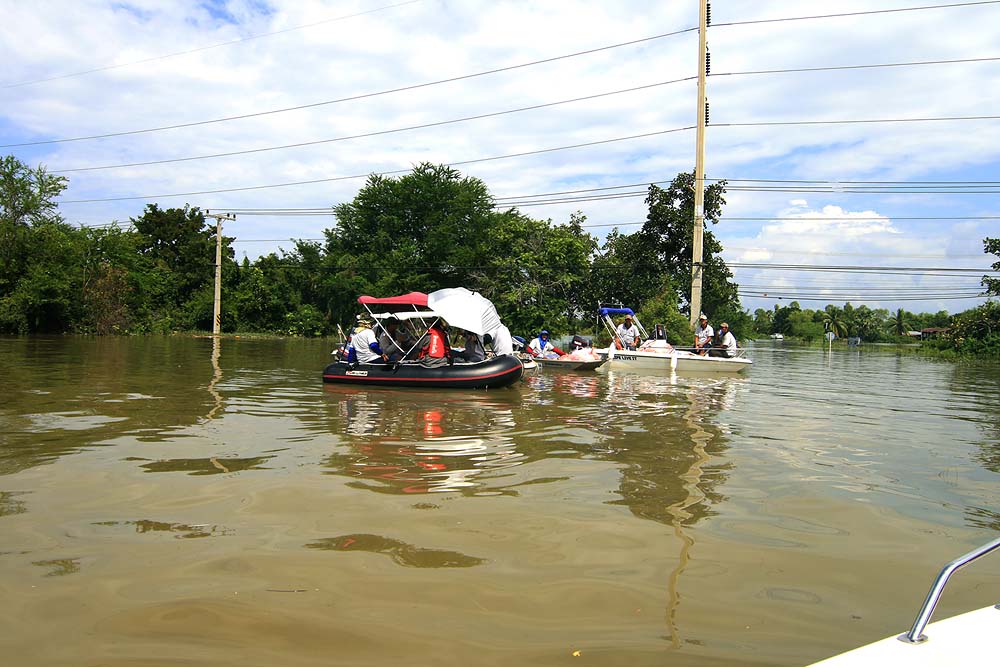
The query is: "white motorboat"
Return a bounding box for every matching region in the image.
[596,307,751,374]
[805,537,1000,666]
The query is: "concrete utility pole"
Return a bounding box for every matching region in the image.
[204,211,235,335]
[690,0,709,327]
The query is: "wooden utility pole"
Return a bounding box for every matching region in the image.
[204,211,235,335]
[690,0,709,327]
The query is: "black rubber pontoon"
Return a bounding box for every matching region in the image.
[322,355,523,389]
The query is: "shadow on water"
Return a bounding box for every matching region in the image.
[305,533,487,568]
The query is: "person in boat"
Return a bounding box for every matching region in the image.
[348,315,386,364]
[528,330,565,359]
[709,322,738,358]
[694,313,714,356]
[615,315,640,350]
[488,324,514,356]
[453,329,486,363]
[378,317,414,362]
[418,319,452,367]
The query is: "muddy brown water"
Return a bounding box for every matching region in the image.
[1,336,998,666]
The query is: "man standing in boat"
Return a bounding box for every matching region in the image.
[615,315,641,350]
[694,313,714,355]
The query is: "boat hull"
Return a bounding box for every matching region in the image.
[598,348,752,373]
[322,355,524,389]
[806,606,999,666]
[537,358,607,371]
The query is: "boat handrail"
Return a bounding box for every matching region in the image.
[898,536,1000,644]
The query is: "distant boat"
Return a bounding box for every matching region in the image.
[770,333,784,340]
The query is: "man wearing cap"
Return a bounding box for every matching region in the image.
[694,313,714,355]
[348,314,385,364]
[615,315,640,350]
[528,330,564,358]
[709,322,738,358]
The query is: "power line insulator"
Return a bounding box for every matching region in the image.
[706,50,711,74]
[705,101,710,125]
[706,3,712,26]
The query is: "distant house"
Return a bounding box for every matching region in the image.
[920,327,950,340]
[905,330,923,338]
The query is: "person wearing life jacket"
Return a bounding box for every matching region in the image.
[419,320,452,362]
[527,330,565,359]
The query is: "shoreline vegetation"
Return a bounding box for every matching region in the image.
[3,155,999,357]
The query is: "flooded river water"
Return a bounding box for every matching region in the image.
[1,336,998,666]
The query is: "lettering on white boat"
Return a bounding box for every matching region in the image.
[617,355,637,360]
[345,370,369,377]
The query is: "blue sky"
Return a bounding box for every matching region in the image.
[2,0,999,315]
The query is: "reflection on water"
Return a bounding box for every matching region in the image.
[0,490,27,517]
[32,557,81,577]
[138,455,273,475]
[321,385,525,495]
[305,533,487,568]
[93,519,232,539]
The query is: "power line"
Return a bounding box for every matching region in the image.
[2,1,423,89]
[711,55,1000,78]
[712,178,1000,185]
[50,77,695,173]
[713,114,1000,129]
[57,126,695,203]
[723,247,987,259]
[738,293,984,303]
[719,216,1000,221]
[3,28,696,147]
[728,263,995,275]
[713,1,1000,28]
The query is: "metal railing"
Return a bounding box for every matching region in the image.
[898,536,1000,644]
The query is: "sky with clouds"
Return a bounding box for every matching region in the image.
[3,0,999,316]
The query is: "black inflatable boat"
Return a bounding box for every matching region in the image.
[322,355,524,389]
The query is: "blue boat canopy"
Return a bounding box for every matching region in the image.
[599,307,635,317]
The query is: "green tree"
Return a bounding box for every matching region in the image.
[821,306,849,338]
[0,155,74,333]
[325,163,596,336]
[640,174,739,317]
[984,238,1000,296]
[886,308,912,337]
[130,204,228,330]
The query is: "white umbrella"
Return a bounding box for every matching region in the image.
[427,288,503,336]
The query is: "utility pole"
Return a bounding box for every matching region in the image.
[204,211,235,336]
[690,0,709,327]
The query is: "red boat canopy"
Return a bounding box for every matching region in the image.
[358,292,429,306]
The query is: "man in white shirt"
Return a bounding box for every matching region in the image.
[710,322,738,358]
[615,315,640,350]
[349,317,385,364]
[694,313,714,355]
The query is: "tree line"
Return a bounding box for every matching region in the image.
[1,155,998,355]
